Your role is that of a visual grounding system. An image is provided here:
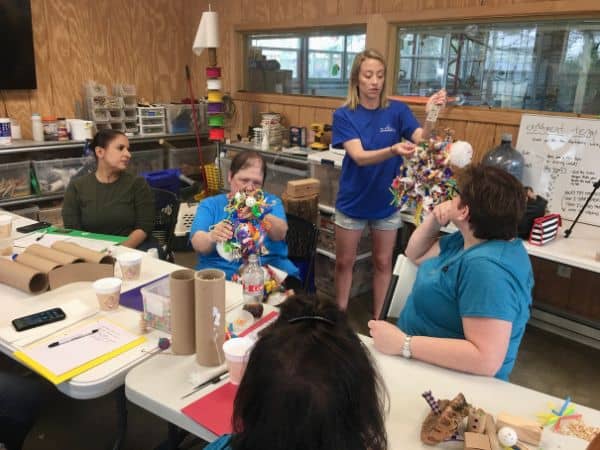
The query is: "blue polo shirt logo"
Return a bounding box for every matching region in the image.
[379,124,396,133]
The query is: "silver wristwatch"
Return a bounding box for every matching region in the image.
[401,335,413,359]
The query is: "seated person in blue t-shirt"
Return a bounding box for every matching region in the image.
[204,294,388,450]
[369,165,533,380]
[190,151,300,285]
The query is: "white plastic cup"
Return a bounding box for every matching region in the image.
[93,277,122,311]
[0,215,12,238]
[222,337,255,385]
[117,252,143,281]
[0,237,13,256]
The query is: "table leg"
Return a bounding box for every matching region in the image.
[112,386,128,450]
[154,423,187,450]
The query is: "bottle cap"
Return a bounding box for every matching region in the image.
[501,133,513,142]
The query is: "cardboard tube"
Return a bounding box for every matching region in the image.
[51,241,114,264]
[15,253,62,273]
[170,269,196,355]
[24,244,84,265]
[194,269,225,366]
[0,259,48,294]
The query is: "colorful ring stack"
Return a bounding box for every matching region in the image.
[206,66,224,141]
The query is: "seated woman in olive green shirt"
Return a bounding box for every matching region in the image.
[62,129,155,249]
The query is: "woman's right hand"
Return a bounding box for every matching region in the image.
[209,220,233,243]
[391,141,416,157]
[431,200,453,227]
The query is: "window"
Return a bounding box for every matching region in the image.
[244,28,366,97]
[395,21,600,114]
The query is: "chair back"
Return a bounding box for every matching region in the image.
[285,213,319,292]
[379,254,418,320]
[151,187,179,261]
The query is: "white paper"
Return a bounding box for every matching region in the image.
[0,298,98,346]
[192,11,219,55]
[19,319,140,376]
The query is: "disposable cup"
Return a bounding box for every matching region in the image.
[117,252,143,281]
[0,237,13,256]
[0,215,12,238]
[93,277,122,311]
[222,337,254,385]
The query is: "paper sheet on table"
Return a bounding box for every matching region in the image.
[12,233,116,252]
[14,318,145,384]
[0,298,98,346]
[181,382,237,436]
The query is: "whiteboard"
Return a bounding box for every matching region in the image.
[518,114,600,227]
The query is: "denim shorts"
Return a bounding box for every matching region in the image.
[334,209,403,231]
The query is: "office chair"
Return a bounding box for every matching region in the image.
[151,188,179,262]
[285,213,319,293]
[378,254,418,320]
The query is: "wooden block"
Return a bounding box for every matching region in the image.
[484,414,502,450]
[286,178,320,198]
[468,408,488,433]
[464,432,491,450]
[496,412,542,446]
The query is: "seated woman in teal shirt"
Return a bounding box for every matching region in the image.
[369,165,533,380]
[205,294,388,450]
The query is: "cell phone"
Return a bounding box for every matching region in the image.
[15,221,52,234]
[11,307,66,332]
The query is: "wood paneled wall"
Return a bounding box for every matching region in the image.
[3,0,599,162]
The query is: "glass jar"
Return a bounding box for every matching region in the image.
[42,116,58,141]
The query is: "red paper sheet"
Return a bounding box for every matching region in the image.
[181,382,238,435]
[238,310,278,337]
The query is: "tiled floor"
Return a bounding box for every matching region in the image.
[6,251,599,449]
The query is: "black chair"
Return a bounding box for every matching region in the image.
[285,213,319,293]
[151,188,179,262]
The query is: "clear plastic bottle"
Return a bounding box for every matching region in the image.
[31,114,44,141]
[482,133,525,181]
[241,254,264,305]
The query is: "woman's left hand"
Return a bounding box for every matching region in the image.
[368,320,406,355]
[425,89,447,113]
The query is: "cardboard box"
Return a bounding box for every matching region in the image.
[286,178,320,198]
[464,432,491,450]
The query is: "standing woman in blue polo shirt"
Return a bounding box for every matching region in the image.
[332,48,446,318]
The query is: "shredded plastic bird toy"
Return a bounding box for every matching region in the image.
[216,187,273,262]
[390,129,473,224]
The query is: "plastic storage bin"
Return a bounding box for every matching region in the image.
[143,169,181,194]
[128,149,164,175]
[33,157,85,194]
[0,161,31,199]
[264,163,308,198]
[314,253,372,298]
[165,103,207,134]
[140,276,171,332]
[167,145,217,176]
[311,163,341,208]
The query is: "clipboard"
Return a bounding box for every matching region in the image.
[13,318,146,385]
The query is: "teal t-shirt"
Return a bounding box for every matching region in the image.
[204,435,231,450]
[397,232,533,380]
[189,193,299,280]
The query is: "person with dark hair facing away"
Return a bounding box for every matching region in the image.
[205,294,389,450]
[190,151,300,284]
[369,165,533,380]
[62,129,155,250]
[332,48,447,319]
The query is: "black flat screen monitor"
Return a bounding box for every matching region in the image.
[0,0,37,90]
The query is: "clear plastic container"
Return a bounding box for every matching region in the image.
[0,161,32,198]
[33,157,85,193]
[128,149,164,175]
[140,276,171,332]
[482,133,525,181]
[167,145,217,176]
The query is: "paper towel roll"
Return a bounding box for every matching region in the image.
[15,253,62,273]
[0,259,48,294]
[207,79,222,90]
[194,269,225,366]
[170,269,196,355]
[51,241,114,264]
[192,11,219,56]
[24,244,84,265]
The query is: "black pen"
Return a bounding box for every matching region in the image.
[48,328,99,348]
[181,371,229,399]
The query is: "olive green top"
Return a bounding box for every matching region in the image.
[62,172,154,237]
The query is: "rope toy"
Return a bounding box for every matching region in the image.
[215,187,273,261]
[390,129,472,224]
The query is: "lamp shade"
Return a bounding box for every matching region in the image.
[192,11,219,55]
